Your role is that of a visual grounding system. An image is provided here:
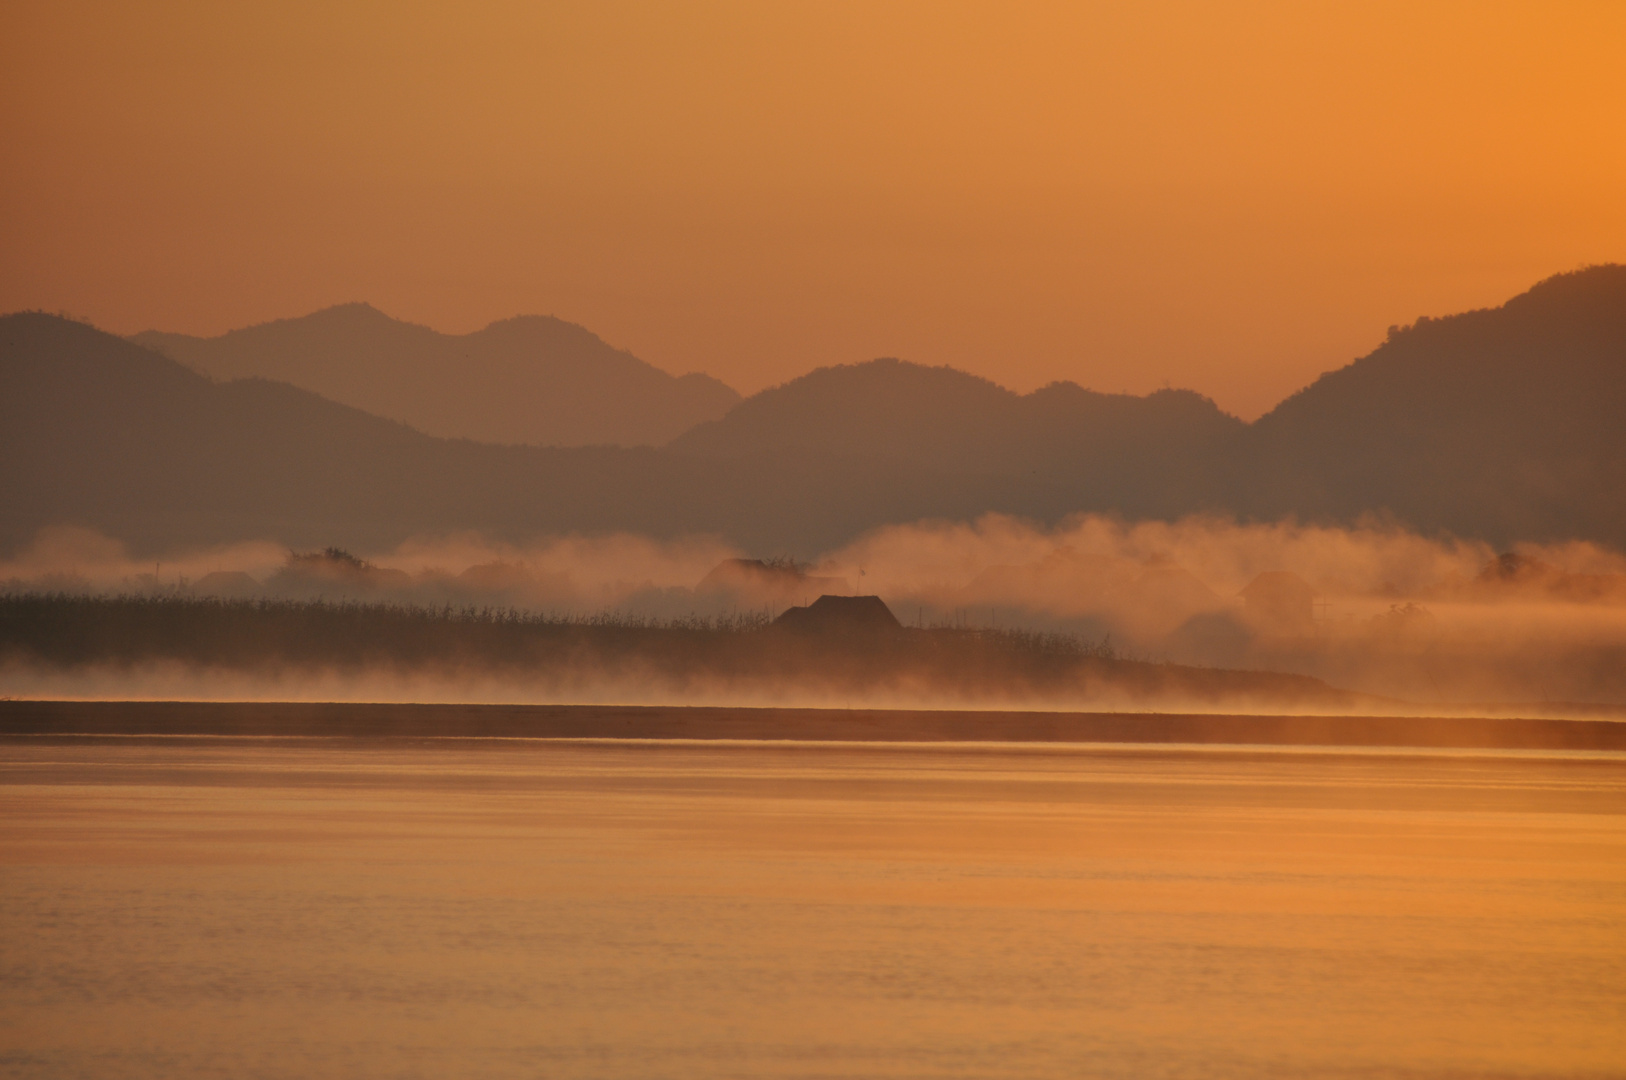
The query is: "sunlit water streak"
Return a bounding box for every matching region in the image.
[2,734,1624,1078]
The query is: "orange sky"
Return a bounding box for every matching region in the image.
[3,0,1624,418]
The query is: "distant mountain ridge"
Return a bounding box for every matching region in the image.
[670,358,1242,469]
[1242,264,1626,541]
[666,266,1626,545]
[1,314,1012,555]
[132,303,740,448]
[668,357,1244,519]
[5,265,1625,555]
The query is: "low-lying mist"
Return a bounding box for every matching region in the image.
[0,593,1370,715]
[6,515,1626,709]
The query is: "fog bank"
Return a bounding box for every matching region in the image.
[7,515,1626,706]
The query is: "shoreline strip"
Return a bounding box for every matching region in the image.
[3,700,1624,751]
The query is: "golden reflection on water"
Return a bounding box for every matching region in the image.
[2,736,1624,1078]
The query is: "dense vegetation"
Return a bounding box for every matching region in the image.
[1,593,772,669]
[0,592,1362,708]
[0,590,1112,664]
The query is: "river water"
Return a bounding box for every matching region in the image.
[2,735,1623,1078]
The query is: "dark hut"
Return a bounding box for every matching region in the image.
[771,594,902,635]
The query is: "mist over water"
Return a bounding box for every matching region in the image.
[0,525,737,614]
[6,515,1626,707]
[828,516,1626,705]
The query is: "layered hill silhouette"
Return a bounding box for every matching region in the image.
[4,266,1624,556]
[1243,265,1626,541]
[669,360,1243,520]
[132,303,739,447]
[670,266,1626,544]
[1,314,1017,554]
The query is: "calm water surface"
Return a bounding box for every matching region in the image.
[1,733,1624,1078]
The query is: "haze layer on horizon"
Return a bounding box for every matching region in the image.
[4,1,1624,418]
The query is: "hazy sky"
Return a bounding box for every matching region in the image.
[4,1,1623,417]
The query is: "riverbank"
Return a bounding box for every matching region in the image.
[4,699,1624,750]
